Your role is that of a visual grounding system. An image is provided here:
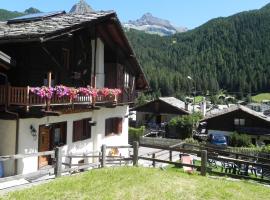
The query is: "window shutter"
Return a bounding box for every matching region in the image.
[73,120,83,142]
[105,118,112,136]
[117,118,122,134]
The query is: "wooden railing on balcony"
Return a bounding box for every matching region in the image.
[0,85,124,111]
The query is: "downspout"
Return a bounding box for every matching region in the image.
[0,72,20,175]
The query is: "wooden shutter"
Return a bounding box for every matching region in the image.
[117,118,122,134]
[73,120,83,142]
[105,118,112,136]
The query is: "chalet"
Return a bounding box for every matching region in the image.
[201,105,270,145]
[0,10,148,177]
[132,97,189,128]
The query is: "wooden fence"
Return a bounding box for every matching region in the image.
[1,142,270,186]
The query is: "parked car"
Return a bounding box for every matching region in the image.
[208,133,228,146]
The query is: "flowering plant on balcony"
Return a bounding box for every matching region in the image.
[99,88,110,97]
[111,89,122,96]
[91,87,98,98]
[98,88,122,98]
[30,85,121,101]
[30,86,54,99]
[69,88,79,100]
[55,85,70,98]
[78,87,92,96]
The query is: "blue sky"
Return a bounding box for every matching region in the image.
[1,0,270,28]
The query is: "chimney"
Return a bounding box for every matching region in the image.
[200,97,206,117]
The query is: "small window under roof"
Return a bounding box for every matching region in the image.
[7,11,66,24]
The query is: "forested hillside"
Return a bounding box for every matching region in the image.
[0,7,40,21]
[126,4,270,99]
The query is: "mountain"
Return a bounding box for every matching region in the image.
[70,0,94,13]
[0,7,41,21]
[126,3,270,99]
[123,13,187,36]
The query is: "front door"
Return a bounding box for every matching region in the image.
[38,126,51,168]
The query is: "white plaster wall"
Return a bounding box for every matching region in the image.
[91,38,105,88]
[17,111,93,174]
[0,120,16,176]
[92,105,129,157]
[16,105,129,174]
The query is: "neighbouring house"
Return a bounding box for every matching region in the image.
[201,105,270,145]
[247,103,270,113]
[0,10,148,177]
[132,97,190,129]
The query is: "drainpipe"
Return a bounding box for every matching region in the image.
[0,72,20,175]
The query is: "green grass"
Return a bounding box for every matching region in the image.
[2,167,270,200]
[251,93,270,102]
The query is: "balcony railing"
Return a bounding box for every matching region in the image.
[0,85,122,111]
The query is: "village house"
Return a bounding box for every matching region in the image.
[0,10,148,177]
[201,105,270,145]
[132,97,190,135]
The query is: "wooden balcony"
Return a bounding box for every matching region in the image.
[0,85,123,111]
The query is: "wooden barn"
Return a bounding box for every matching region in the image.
[201,105,270,145]
[0,10,148,177]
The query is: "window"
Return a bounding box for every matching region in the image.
[73,118,92,142]
[105,117,123,136]
[234,118,245,126]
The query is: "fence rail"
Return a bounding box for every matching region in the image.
[1,142,270,187]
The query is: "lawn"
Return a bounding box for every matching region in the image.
[2,167,270,200]
[251,93,270,103]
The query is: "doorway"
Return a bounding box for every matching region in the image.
[38,122,67,169]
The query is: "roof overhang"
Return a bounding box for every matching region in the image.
[0,51,15,70]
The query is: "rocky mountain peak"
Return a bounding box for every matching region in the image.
[69,0,94,13]
[124,13,187,36]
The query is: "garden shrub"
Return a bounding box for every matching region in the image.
[168,112,203,139]
[129,126,145,143]
[228,132,252,147]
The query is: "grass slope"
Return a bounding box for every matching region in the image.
[251,93,270,103]
[2,167,270,200]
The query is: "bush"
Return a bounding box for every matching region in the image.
[168,112,203,139]
[262,145,270,153]
[183,138,200,146]
[129,126,145,143]
[228,132,252,147]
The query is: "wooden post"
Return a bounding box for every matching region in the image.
[201,150,207,176]
[68,156,72,170]
[101,144,106,168]
[54,147,62,177]
[169,150,172,162]
[46,71,52,111]
[133,141,139,166]
[26,86,30,112]
[152,153,156,168]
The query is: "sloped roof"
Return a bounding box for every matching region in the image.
[132,97,190,115]
[202,105,270,123]
[159,97,186,111]
[0,50,15,69]
[0,11,149,88]
[0,11,115,42]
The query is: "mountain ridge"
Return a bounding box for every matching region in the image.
[126,3,270,98]
[123,13,187,36]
